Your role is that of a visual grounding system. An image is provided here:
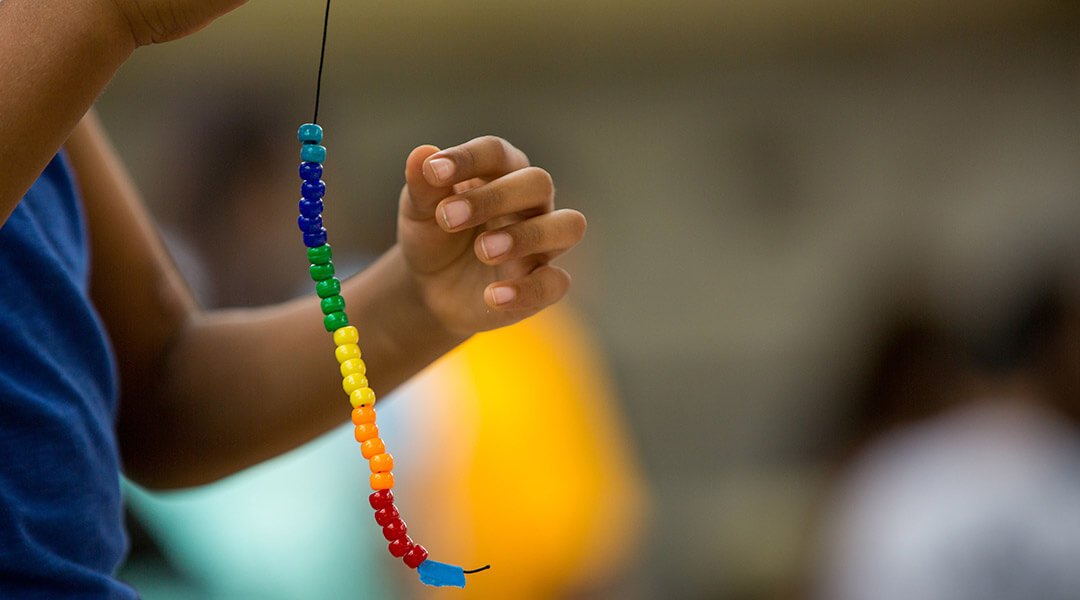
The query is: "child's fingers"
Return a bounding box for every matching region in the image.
[484,264,572,311]
[422,136,530,188]
[401,144,449,221]
[474,209,587,265]
[434,166,554,232]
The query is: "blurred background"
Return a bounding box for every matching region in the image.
[94,1,1080,598]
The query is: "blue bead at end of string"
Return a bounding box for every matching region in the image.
[301,144,327,163]
[416,560,467,588]
[303,228,328,248]
[299,161,323,181]
[298,123,323,144]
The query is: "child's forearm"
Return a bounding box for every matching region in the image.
[0,0,134,224]
[130,248,466,489]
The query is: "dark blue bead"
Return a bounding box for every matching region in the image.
[298,214,324,234]
[301,180,326,200]
[303,228,328,248]
[299,162,323,181]
[298,198,324,218]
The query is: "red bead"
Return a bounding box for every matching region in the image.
[403,544,429,569]
[388,535,414,558]
[382,518,407,540]
[369,489,394,510]
[374,506,400,527]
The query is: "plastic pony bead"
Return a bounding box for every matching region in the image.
[360,438,385,459]
[387,535,414,558]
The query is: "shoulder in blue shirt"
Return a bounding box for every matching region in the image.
[0,154,135,598]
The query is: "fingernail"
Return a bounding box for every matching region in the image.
[441,200,470,229]
[490,286,516,306]
[480,232,512,259]
[427,158,455,184]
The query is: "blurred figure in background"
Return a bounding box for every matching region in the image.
[810,273,1080,600]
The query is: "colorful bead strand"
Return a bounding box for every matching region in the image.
[296,123,482,588]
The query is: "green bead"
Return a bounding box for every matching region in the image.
[321,294,346,315]
[307,244,332,265]
[310,262,336,281]
[316,277,341,298]
[323,311,349,332]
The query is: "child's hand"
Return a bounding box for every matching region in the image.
[109,0,249,45]
[398,136,587,337]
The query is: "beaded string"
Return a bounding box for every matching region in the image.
[295,2,488,586]
[297,126,486,587]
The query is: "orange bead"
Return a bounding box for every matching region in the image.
[361,438,386,459]
[370,471,395,490]
[351,405,376,425]
[349,387,376,408]
[369,452,394,473]
[354,423,379,443]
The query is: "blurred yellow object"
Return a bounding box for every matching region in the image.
[398,304,647,599]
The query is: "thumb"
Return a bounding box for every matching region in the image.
[401,144,450,221]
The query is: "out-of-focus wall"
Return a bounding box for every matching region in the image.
[98,2,1080,597]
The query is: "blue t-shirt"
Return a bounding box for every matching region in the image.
[0,154,135,598]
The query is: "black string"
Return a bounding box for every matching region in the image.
[312,0,332,124]
[463,565,491,575]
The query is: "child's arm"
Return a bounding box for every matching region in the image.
[68,112,585,489]
[0,0,133,225]
[0,0,246,227]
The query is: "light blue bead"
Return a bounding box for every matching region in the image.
[416,560,466,588]
[297,123,323,143]
[301,144,326,163]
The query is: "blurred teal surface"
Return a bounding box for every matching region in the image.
[120,424,395,599]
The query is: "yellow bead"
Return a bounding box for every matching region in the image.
[354,423,379,443]
[349,387,376,408]
[361,437,385,459]
[342,374,369,395]
[339,358,366,378]
[335,343,361,364]
[369,452,394,473]
[333,326,359,346]
[370,472,395,490]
